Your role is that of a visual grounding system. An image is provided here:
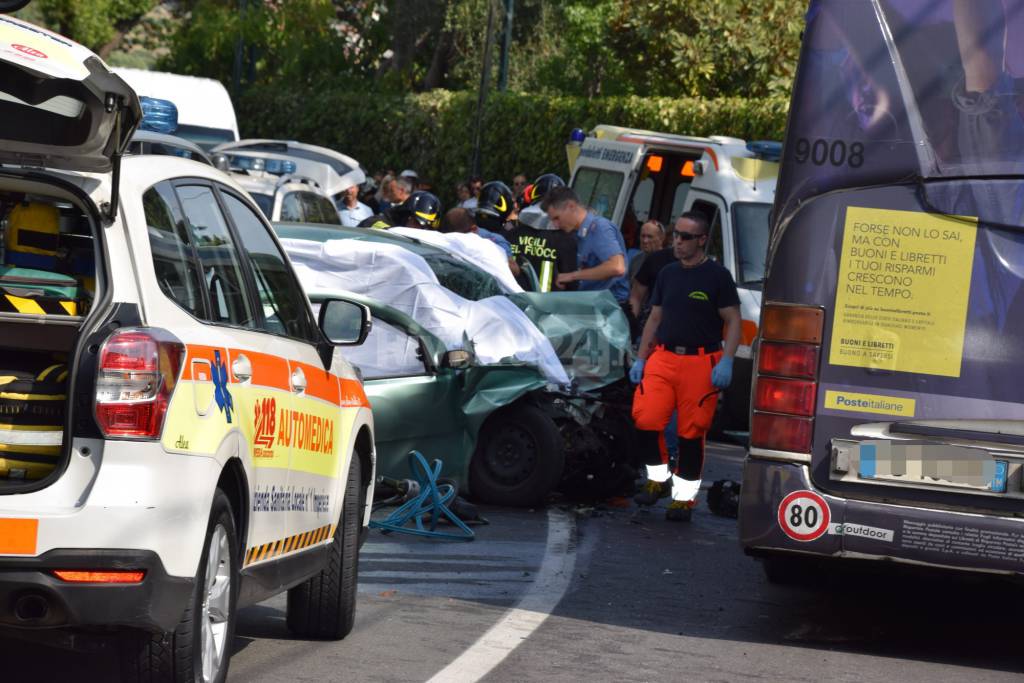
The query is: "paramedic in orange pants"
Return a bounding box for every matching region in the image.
[630,212,741,521]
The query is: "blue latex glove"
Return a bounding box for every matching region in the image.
[629,358,645,384]
[711,356,734,389]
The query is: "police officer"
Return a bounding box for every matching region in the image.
[540,185,628,302]
[508,174,578,291]
[630,211,741,521]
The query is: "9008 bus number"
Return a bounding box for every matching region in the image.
[793,138,864,169]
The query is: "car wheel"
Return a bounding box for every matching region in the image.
[286,454,362,640]
[470,402,563,507]
[120,490,238,683]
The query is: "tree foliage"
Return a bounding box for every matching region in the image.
[20,0,157,55]
[238,84,789,206]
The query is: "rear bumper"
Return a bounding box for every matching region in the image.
[0,548,192,634]
[739,457,1024,576]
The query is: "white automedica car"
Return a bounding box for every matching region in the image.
[222,153,343,225]
[0,17,375,683]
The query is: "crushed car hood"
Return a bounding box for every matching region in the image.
[509,290,631,391]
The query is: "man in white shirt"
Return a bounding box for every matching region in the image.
[336,184,373,227]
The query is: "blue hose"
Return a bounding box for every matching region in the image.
[369,451,475,541]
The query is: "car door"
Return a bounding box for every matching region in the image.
[217,187,346,555]
[344,316,465,482]
[169,180,298,568]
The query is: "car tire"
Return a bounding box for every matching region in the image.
[470,402,563,507]
[119,489,239,683]
[286,454,362,640]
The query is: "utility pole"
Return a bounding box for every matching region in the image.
[231,0,248,100]
[497,0,514,91]
[470,0,498,178]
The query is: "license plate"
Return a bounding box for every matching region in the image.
[852,441,1008,493]
[0,518,37,554]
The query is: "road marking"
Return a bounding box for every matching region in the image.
[426,508,576,683]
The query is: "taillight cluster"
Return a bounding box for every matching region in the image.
[95,328,184,439]
[750,305,824,453]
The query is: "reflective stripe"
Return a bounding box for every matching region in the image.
[0,428,62,445]
[645,463,670,482]
[671,475,700,502]
[539,260,554,293]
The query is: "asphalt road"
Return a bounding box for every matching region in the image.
[4,442,1024,681]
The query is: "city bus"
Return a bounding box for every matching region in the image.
[740,0,1024,580]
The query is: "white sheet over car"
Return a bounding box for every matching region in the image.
[281,238,568,385]
[389,227,523,294]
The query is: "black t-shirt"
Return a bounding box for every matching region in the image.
[650,258,740,348]
[635,248,676,288]
[508,223,578,292]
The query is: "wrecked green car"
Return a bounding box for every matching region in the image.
[280,223,635,505]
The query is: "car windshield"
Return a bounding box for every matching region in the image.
[422,254,506,300]
[733,202,771,285]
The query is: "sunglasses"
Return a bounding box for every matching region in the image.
[673,230,706,241]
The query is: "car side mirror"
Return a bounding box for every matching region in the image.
[443,349,473,370]
[318,298,372,345]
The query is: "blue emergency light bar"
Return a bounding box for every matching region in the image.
[747,140,782,162]
[569,128,586,144]
[228,155,297,175]
[138,96,179,134]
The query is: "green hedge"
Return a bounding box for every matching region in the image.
[237,88,789,206]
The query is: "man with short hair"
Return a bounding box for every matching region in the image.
[389,176,414,205]
[336,184,373,227]
[541,186,628,303]
[630,211,742,521]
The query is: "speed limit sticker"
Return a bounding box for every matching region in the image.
[777,490,831,542]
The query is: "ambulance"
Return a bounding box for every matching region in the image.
[0,16,374,682]
[567,125,780,429]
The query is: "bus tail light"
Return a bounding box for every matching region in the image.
[751,304,824,454]
[95,328,184,439]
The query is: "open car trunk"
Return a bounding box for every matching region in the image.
[0,178,103,489]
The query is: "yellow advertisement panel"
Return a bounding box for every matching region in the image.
[829,207,977,377]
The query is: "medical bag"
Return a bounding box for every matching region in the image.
[0,356,68,480]
[0,265,81,315]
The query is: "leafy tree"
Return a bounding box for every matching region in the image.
[24,0,157,56]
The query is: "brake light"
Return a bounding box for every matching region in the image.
[53,570,146,583]
[751,413,814,453]
[761,305,824,343]
[758,341,819,379]
[95,328,184,439]
[754,377,817,417]
[751,304,824,454]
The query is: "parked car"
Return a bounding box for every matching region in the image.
[0,18,374,682]
[222,153,342,225]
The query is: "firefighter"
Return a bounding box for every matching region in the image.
[630,211,741,521]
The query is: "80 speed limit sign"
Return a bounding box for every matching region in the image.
[777,490,831,542]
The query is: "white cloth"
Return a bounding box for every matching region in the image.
[337,200,373,227]
[390,227,523,294]
[459,197,478,210]
[281,238,568,386]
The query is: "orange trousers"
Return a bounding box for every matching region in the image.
[632,346,721,472]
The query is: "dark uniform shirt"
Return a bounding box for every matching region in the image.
[508,223,578,292]
[650,258,739,349]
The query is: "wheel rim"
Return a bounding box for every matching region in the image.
[201,524,231,683]
[483,423,538,486]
